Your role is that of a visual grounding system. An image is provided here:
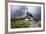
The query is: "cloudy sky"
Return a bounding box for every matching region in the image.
[10,5,41,19]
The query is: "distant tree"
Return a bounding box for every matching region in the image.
[26,12,33,21]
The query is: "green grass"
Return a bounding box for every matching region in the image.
[11,19,30,28]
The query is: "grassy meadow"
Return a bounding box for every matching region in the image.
[11,19,41,28]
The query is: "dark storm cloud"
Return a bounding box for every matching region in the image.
[11,5,41,19]
[11,5,27,19]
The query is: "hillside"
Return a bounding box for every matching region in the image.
[11,19,41,28]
